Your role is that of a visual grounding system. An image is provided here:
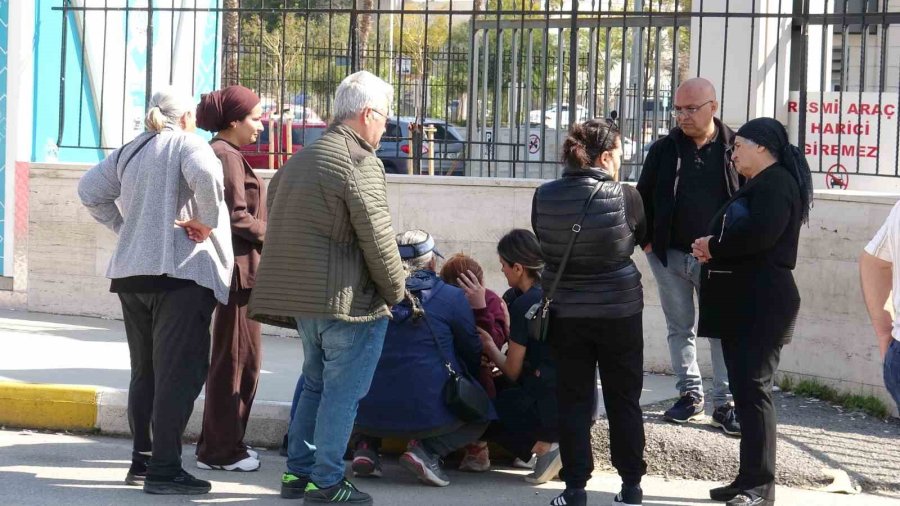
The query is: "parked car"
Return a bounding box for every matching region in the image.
[528,104,588,129]
[240,114,328,169]
[378,117,466,176]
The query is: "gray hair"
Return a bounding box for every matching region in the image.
[396,229,434,272]
[332,71,394,123]
[145,87,195,132]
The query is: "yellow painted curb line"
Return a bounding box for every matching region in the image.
[0,383,98,430]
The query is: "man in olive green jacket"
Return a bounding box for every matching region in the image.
[249,71,405,506]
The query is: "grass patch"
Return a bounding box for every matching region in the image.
[777,376,890,420]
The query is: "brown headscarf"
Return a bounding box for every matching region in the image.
[196,85,260,132]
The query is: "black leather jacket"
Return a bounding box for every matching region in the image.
[531,167,644,319]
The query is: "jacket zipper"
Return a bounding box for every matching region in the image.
[719,211,727,242]
[707,269,733,279]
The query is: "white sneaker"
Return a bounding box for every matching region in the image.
[513,454,537,469]
[196,456,260,472]
[245,448,259,459]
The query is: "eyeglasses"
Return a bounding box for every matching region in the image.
[671,100,713,118]
[370,109,389,120]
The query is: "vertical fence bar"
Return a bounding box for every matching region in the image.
[146,0,154,109]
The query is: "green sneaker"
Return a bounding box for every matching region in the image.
[280,472,310,499]
[304,478,373,504]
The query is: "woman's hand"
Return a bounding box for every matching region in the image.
[691,235,713,264]
[476,327,496,352]
[458,269,487,309]
[176,219,212,243]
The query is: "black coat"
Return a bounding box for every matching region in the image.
[697,163,802,345]
[637,119,740,266]
[531,167,646,319]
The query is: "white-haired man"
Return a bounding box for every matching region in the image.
[250,71,406,505]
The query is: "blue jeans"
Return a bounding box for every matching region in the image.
[646,249,730,406]
[884,339,900,413]
[286,317,388,487]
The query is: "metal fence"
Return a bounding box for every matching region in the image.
[53,1,900,183]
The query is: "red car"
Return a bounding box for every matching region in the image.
[241,115,328,169]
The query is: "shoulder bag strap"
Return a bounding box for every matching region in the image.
[117,132,159,175]
[411,294,460,379]
[543,178,606,302]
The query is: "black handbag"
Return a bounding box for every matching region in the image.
[526,179,606,342]
[416,298,491,422]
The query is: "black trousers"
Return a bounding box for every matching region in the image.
[722,336,783,501]
[551,313,647,489]
[119,283,217,477]
[484,378,559,462]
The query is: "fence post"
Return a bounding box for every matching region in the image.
[423,124,436,175]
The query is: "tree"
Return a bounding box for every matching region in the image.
[222,0,240,86]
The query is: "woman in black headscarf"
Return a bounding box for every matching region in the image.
[691,117,812,506]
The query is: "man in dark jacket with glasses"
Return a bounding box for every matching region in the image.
[637,77,741,436]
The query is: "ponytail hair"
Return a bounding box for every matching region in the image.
[144,87,195,132]
[561,118,619,169]
[497,229,544,281]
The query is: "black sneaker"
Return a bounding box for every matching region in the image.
[613,484,643,505]
[124,460,147,486]
[710,481,742,501]
[663,392,704,423]
[726,493,774,506]
[143,470,211,495]
[711,403,742,436]
[280,472,310,499]
[549,488,586,506]
[304,478,373,504]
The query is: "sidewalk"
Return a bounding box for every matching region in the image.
[0,308,677,446]
[1,429,895,506]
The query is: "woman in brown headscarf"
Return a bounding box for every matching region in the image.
[194,85,267,471]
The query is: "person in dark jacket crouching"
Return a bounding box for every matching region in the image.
[532,119,648,506]
[692,118,810,506]
[352,230,494,487]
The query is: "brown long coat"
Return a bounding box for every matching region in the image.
[211,139,267,289]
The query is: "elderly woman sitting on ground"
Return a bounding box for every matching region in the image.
[351,230,495,487]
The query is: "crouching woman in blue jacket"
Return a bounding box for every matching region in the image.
[352,229,495,487]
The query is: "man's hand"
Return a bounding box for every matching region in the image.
[691,235,714,264]
[176,219,212,243]
[458,270,487,309]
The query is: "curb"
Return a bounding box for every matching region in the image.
[0,383,100,430]
[0,381,292,448]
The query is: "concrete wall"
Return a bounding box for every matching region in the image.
[22,162,900,414]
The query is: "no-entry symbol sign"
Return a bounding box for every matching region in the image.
[825,163,849,190]
[528,134,540,154]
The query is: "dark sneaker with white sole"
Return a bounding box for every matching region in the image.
[710,481,742,501]
[304,478,373,504]
[549,488,586,506]
[143,470,211,495]
[525,444,562,484]
[711,403,742,436]
[726,493,774,506]
[124,460,147,486]
[351,441,383,478]
[613,484,643,505]
[280,472,310,499]
[399,440,450,487]
[663,392,704,423]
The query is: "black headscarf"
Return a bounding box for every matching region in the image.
[736,117,813,224]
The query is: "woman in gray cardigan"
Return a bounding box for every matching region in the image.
[78,87,233,496]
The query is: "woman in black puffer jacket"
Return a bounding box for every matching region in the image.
[531,119,648,506]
